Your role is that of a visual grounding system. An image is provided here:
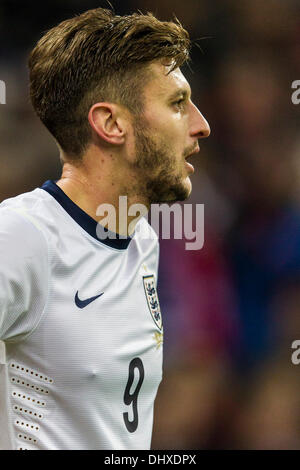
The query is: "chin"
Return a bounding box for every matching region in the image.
[177,177,192,201]
[163,177,192,203]
[184,177,192,198]
[146,172,192,204]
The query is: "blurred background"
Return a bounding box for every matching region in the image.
[1,0,300,449]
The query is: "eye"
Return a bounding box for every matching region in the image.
[173,98,186,110]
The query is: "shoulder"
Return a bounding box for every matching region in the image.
[0,191,51,342]
[0,189,51,257]
[133,217,160,279]
[134,216,159,249]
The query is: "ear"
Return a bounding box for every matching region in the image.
[88,102,127,145]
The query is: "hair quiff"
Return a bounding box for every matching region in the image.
[28,7,191,159]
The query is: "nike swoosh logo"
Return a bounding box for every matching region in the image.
[75,291,104,309]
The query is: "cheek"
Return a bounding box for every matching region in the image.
[161,124,187,156]
[144,112,188,159]
[147,108,187,137]
[169,120,189,155]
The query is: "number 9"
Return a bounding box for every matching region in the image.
[123,357,145,433]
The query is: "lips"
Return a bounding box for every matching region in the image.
[184,146,199,174]
[184,160,195,174]
[185,146,200,161]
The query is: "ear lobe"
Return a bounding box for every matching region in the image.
[88,103,126,145]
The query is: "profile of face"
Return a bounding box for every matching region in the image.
[131,62,210,204]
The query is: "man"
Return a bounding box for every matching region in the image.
[0,8,210,450]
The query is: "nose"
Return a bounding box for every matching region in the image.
[190,102,211,139]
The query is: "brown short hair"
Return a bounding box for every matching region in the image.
[28,7,190,159]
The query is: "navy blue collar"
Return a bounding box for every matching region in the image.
[41,180,132,250]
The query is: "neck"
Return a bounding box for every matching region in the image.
[56,147,149,237]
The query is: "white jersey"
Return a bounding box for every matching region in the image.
[0,180,163,450]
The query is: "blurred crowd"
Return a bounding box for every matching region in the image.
[0,0,300,449]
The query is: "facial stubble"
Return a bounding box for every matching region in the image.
[130,118,192,205]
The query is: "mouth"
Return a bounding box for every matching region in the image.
[184,160,195,174]
[184,146,200,174]
[185,146,200,161]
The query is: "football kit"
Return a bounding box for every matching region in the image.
[0,180,162,450]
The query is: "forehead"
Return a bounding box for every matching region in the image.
[143,61,191,101]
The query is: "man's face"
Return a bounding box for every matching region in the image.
[131,61,210,204]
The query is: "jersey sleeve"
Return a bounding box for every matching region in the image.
[0,208,49,342]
